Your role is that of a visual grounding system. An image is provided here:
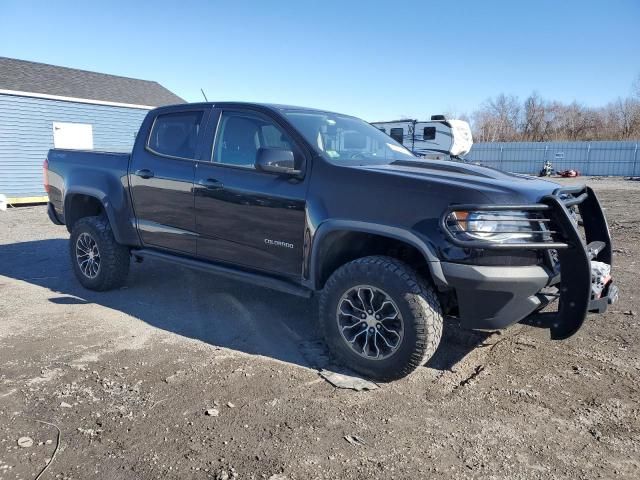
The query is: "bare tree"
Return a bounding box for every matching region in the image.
[488,94,521,141]
[554,102,598,140]
[604,97,640,139]
[521,92,554,141]
[469,78,640,142]
[471,109,498,142]
[472,94,520,142]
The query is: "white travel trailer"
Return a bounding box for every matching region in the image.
[371,115,473,160]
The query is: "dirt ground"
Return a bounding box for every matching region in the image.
[1,177,639,480]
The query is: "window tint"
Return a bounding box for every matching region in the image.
[423,126,436,141]
[284,111,415,165]
[390,128,404,144]
[343,131,367,149]
[260,124,293,149]
[213,112,295,168]
[148,111,203,159]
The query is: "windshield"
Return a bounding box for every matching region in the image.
[282,110,416,165]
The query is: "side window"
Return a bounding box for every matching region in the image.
[148,111,204,159]
[213,111,295,168]
[260,124,292,149]
[423,126,436,141]
[390,127,404,144]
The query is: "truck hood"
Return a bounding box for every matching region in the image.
[355,159,561,203]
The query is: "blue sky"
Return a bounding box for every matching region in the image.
[1,0,639,121]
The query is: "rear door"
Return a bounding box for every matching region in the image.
[129,107,210,254]
[194,108,308,277]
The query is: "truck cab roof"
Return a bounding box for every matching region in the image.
[150,101,349,117]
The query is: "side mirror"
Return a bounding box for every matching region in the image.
[255,148,300,175]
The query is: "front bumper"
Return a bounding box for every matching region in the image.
[442,263,549,329]
[440,186,618,339]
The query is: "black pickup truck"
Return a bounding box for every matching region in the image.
[45,102,618,380]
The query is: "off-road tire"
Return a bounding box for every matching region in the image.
[319,255,443,381]
[69,215,130,291]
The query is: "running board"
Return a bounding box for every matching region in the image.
[132,249,313,298]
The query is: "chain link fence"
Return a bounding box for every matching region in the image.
[466,141,640,176]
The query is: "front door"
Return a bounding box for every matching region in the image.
[129,107,209,254]
[194,109,308,277]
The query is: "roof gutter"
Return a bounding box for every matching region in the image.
[0,88,156,110]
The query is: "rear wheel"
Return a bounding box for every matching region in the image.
[319,256,443,381]
[69,216,130,291]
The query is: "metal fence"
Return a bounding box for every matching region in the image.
[465,141,640,176]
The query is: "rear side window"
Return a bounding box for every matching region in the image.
[423,126,436,141]
[390,127,404,144]
[148,111,204,159]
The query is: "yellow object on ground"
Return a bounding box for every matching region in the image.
[6,195,49,205]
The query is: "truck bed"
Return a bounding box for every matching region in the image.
[46,149,130,208]
[46,148,140,246]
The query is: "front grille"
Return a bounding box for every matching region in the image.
[469,249,542,266]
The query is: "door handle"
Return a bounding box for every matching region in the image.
[198,178,225,190]
[134,169,154,179]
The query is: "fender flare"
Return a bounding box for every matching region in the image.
[308,219,446,290]
[63,187,123,243]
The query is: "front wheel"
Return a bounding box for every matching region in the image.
[69,215,130,291]
[319,256,443,381]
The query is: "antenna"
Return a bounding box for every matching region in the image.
[200,88,209,102]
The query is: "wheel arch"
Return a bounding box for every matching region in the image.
[308,220,446,290]
[64,189,120,240]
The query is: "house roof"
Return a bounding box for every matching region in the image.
[0,57,185,108]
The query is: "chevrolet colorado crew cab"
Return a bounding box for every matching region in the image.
[45,102,618,381]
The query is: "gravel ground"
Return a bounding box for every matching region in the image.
[0,177,639,480]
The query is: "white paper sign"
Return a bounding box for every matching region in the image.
[52,122,94,150]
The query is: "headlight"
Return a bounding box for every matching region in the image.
[446,210,544,243]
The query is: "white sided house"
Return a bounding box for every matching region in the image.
[371,116,473,160]
[0,57,184,204]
